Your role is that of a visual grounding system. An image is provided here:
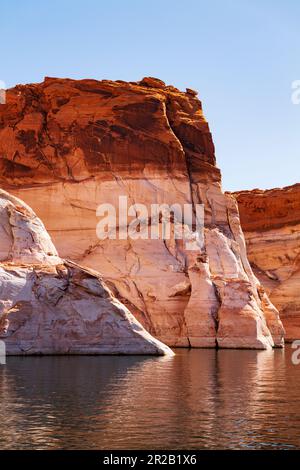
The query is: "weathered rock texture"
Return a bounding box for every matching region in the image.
[234,184,300,342]
[0,189,172,355]
[0,76,284,349]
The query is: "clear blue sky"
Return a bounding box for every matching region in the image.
[1,0,299,191]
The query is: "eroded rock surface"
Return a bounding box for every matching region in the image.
[0,77,284,349]
[234,184,300,342]
[0,189,172,355]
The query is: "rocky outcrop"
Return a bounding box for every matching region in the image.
[0,77,284,349]
[234,184,300,342]
[0,189,173,355]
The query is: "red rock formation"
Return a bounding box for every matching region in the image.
[0,189,173,355]
[0,76,284,349]
[234,184,300,341]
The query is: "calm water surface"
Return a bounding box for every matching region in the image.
[0,347,300,450]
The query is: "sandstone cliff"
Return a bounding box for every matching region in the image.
[0,189,172,355]
[0,76,284,349]
[234,184,300,342]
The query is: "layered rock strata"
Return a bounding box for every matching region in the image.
[0,77,284,349]
[234,184,300,342]
[0,189,172,355]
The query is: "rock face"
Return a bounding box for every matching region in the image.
[0,77,284,349]
[0,189,172,355]
[234,184,300,342]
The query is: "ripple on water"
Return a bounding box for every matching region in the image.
[0,347,300,449]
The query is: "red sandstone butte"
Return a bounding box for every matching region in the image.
[0,76,284,349]
[234,184,300,342]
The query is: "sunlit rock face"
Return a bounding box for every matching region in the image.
[0,189,172,356]
[0,76,284,349]
[0,188,60,265]
[234,184,300,342]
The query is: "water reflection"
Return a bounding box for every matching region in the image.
[0,348,299,449]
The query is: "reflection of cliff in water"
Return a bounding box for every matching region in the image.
[0,348,299,449]
[0,355,154,449]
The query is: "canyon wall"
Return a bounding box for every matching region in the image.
[0,76,284,349]
[234,184,300,341]
[0,189,172,355]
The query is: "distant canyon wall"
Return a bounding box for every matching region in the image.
[234,184,300,341]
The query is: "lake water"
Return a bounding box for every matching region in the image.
[0,347,300,450]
